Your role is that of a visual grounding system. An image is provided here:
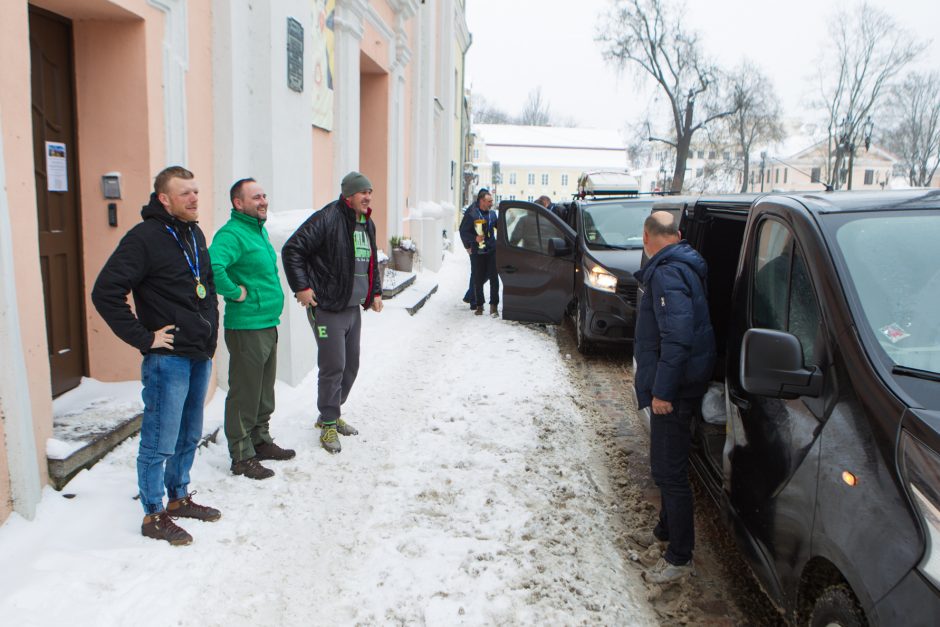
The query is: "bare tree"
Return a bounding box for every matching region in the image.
[598,0,739,192]
[519,87,552,126]
[884,71,940,187]
[815,2,924,189]
[722,64,785,192]
[471,94,514,124]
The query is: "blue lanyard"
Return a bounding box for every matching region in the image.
[165,224,201,283]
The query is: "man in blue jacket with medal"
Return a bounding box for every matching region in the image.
[93,166,221,547]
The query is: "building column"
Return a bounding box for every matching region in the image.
[0,110,42,520]
[333,0,366,178]
[410,1,435,206]
[148,0,189,166]
[387,15,412,240]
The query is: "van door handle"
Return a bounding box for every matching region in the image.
[502,265,517,274]
[728,388,751,412]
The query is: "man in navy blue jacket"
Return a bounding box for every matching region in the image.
[633,211,716,584]
[459,189,499,316]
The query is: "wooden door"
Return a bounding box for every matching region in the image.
[29,6,86,396]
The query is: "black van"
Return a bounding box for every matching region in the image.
[495,173,666,353]
[637,191,940,625]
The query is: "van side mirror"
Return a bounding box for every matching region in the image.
[740,328,822,399]
[547,237,571,257]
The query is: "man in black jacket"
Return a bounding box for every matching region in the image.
[459,189,499,316]
[92,166,221,547]
[281,171,383,454]
[633,211,716,583]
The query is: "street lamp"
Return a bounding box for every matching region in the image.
[759,151,768,192]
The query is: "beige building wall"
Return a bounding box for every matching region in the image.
[0,0,215,524]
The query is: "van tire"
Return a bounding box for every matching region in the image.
[575,300,594,354]
[808,584,866,627]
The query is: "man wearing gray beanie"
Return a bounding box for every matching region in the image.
[281,171,384,453]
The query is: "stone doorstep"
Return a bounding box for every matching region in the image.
[47,414,219,491]
[381,272,416,299]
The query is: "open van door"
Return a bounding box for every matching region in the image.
[495,200,577,323]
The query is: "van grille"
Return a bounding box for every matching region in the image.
[617,283,638,307]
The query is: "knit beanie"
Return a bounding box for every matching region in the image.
[341,171,372,197]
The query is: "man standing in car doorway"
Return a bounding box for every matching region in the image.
[633,211,716,583]
[281,171,383,454]
[459,188,499,316]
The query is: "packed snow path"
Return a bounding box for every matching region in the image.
[0,251,656,626]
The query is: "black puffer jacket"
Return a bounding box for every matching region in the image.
[281,196,381,312]
[92,194,219,359]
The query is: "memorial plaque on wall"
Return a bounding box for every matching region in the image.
[287,17,304,93]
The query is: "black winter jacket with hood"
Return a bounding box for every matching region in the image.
[91,193,219,360]
[281,196,381,312]
[633,240,716,409]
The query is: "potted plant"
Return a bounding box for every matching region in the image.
[389,236,416,272]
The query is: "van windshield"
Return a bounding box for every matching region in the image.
[834,212,940,375]
[581,200,653,250]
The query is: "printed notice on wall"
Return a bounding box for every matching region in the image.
[45,141,68,192]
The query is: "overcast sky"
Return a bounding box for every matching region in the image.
[465,0,940,133]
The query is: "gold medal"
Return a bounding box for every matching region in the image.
[195,281,207,299]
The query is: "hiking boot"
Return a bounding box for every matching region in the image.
[141,511,192,546]
[643,557,695,584]
[474,307,483,316]
[316,418,358,436]
[630,530,668,550]
[231,456,275,480]
[320,424,341,454]
[489,304,498,317]
[255,441,296,461]
[166,492,221,522]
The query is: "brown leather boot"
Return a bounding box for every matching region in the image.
[166,492,221,522]
[231,456,275,480]
[141,511,193,546]
[254,441,296,461]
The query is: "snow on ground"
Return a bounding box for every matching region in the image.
[0,250,656,626]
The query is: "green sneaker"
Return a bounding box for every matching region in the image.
[320,425,341,454]
[316,418,358,436]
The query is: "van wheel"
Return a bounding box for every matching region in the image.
[808,584,866,627]
[575,300,594,354]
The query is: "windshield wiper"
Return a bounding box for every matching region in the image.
[589,243,641,250]
[892,365,940,383]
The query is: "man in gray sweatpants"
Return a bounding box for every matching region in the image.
[281,171,383,453]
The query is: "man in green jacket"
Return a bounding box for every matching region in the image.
[210,178,293,480]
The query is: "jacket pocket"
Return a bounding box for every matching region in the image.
[173,309,213,352]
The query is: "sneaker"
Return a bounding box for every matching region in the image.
[255,441,296,461]
[320,424,341,453]
[231,456,275,480]
[489,304,498,317]
[166,491,221,522]
[643,557,695,584]
[317,418,358,436]
[474,307,483,316]
[141,511,192,546]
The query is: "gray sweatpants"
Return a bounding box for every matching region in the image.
[307,305,361,423]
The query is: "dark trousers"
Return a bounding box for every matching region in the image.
[650,397,696,565]
[470,253,499,308]
[307,306,361,423]
[223,327,277,462]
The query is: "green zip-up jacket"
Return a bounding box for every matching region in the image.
[209,209,285,330]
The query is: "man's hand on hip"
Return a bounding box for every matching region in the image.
[371,295,383,313]
[236,285,247,302]
[651,397,674,415]
[151,324,176,350]
[295,288,317,308]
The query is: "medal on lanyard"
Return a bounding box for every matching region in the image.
[165,225,207,299]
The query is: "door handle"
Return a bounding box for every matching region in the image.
[501,265,517,273]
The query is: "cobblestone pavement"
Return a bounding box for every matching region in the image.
[551,320,786,626]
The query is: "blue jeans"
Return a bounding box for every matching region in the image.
[650,397,697,565]
[138,354,212,514]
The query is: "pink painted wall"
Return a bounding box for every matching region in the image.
[360,56,390,253]
[360,21,390,73]
[0,3,55,516]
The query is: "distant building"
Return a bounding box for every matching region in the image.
[745,140,898,193]
[470,124,630,205]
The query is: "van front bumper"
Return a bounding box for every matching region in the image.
[581,284,637,344]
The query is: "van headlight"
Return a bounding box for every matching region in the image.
[585,258,617,293]
[901,431,940,589]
